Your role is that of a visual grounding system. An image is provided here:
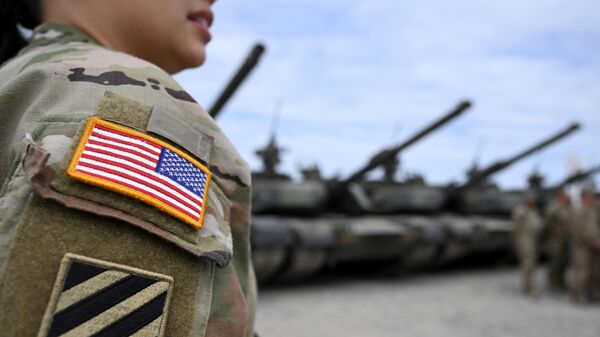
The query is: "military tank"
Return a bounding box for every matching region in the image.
[350,122,580,270]
[451,123,580,212]
[251,101,471,283]
[438,122,582,262]
[207,51,582,280]
[251,113,581,281]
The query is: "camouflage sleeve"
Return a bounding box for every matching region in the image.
[543,205,557,236]
[543,206,553,224]
[584,218,600,245]
[0,37,255,337]
[511,208,522,239]
[573,208,600,247]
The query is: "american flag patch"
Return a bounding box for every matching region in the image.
[67,117,212,229]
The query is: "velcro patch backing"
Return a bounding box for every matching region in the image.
[39,254,173,337]
[67,117,211,229]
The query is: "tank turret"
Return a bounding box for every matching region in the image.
[459,123,581,190]
[452,122,581,215]
[328,101,472,214]
[253,134,288,180]
[344,100,472,184]
[551,165,600,190]
[251,101,470,282]
[251,134,326,214]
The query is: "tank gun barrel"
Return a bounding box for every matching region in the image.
[462,122,581,189]
[343,100,472,184]
[550,164,600,190]
[209,43,266,118]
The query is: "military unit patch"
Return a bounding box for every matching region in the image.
[39,254,173,337]
[67,117,211,229]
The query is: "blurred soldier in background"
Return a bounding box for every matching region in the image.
[570,189,600,304]
[590,191,600,302]
[544,190,572,292]
[512,193,542,297]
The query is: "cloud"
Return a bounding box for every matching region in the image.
[176,0,600,188]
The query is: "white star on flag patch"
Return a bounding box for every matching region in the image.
[67,117,212,229]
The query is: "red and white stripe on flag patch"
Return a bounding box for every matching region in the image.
[67,117,212,229]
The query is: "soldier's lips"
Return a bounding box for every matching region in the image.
[188,10,213,43]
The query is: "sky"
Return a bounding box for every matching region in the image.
[175,0,600,189]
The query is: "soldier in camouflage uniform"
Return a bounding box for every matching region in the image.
[570,189,600,304]
[544,189,572,292]
[511,194,542,297]
[592,197,600,302]
[0,0,256,336]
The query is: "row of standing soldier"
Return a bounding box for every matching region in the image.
[512,188,600,303]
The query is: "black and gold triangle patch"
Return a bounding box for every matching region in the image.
[39,254,173,337]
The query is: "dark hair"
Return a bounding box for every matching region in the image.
[0,0,41,65]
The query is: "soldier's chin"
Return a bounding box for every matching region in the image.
[167,50,206,74]
[184,47,208,69]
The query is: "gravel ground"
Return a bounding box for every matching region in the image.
[255,267,600,337]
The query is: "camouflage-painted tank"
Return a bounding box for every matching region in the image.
[211,56,582,281]
[451,122,580,214]
[249,135,336,283]
[250,101,471,282]
[438,122,582,262]
[248,103,581,282]
[333,102,471,271]
[353,122,581,270]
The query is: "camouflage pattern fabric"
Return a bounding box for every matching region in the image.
[543,202,572,291]
[511,205,541,295]
[570,205,600,303]
[593,204,600,301]
[0,23,256,336]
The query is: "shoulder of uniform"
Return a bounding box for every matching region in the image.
[21,42,157,70]
[6,43,183,91]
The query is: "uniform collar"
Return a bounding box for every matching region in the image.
[28,23,101,48]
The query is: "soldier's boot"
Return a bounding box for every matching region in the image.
[547,272,566,292]
[589,286,600,302]
[522,275,539,298]
[570,270,589,304]
[571,292,585,304]
[589,257,600,302]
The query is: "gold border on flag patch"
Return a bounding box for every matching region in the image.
[39,253,174,337]
[67,117,212,229]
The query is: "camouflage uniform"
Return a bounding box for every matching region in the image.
[593,203,600,301]
[570,203,600,303]
[511,204,541,295]
[544,201,572,291]
[0,23,256,336]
